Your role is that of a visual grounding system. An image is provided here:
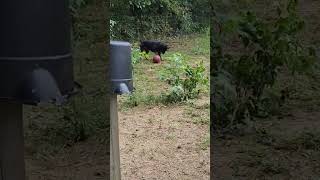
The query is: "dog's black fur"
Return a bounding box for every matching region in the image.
[140,40,169,57]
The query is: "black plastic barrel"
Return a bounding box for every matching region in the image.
[0,0,74,105]
[110,41,133,94]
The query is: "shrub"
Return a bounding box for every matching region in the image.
[211,0,317,130]
[131,47,150,65]
[159,53,208,102]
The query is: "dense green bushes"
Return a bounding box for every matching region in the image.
[110,0,210,40]
[211,0,318,131]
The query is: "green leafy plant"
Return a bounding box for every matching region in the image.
[160,53,208,102]
[131,48,150,64]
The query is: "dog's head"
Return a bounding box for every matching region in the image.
[161,44,169,54]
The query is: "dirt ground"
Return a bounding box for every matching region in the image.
[119,99,210,180]
[25,132,108,180]
[213,110,320,179]
[212,0,320,179]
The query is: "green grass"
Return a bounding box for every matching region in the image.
[190,30,210,56]
[120,32,210,109]
[119,32,210,155]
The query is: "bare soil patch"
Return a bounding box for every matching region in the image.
[119,99,210,180]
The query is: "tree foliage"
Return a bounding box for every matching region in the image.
[110,0,210,40]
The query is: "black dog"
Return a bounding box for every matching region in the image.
[140,40,169,58]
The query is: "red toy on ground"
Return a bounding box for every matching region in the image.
[153,55,161,63]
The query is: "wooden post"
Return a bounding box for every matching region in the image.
[0,101,25,180]
[110,94,121,180]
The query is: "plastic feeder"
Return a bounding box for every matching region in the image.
[110,41,133,180]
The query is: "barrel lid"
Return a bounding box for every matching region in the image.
[110,41,131,47]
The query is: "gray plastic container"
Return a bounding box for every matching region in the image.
[110,41,133,94]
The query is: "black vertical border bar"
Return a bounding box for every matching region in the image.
[104,0,111,178]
